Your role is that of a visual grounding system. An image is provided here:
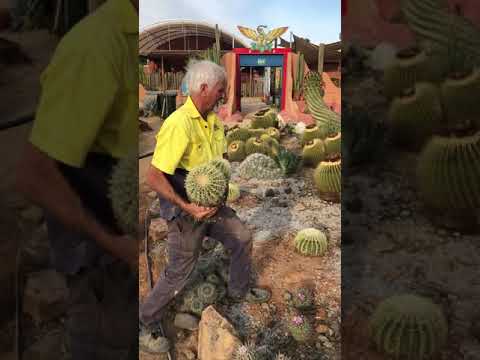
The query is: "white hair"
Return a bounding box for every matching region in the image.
[184,59,226,95]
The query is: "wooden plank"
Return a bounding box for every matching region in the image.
[318,43,325,74]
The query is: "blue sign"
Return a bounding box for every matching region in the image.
[240,54,283,67]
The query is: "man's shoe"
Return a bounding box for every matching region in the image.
[229,287,271,304]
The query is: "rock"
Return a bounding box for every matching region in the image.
[149,218,168,242]
[174,313,199,331]
[315,308,327,321]
[253,230,273,243]
[22,224,50,267]
[20,206,43,224]
[22,330,64,360]
[284,187,292,194]
[265,189,276,197]
[315,324,330,334]
[198,306,241,360]
[183,349,196,360]
[23,270,68,324]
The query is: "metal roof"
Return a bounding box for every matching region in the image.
[139,20,249,56]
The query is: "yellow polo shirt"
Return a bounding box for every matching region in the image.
[151,97,226,174]
[29,0,137,167]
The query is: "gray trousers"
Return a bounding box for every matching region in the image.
[139,206,252,326]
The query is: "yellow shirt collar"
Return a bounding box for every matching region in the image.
[183,96,204,119]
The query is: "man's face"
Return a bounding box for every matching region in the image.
[203,81,225,112]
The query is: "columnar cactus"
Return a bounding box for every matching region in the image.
[387,82,443,149]
[185,163,228,207]
[287,313,313,342]
[313,159,341,202]
[302,139,326,167]
[304,71,341,136]
[440,68,480,127]
[228,140,246,162]
[402,0,480,66]
[294,228,328,257]
[237,153,283,180]
[369,294,448,360]
[108,151,138,235]
[416,131,480,213]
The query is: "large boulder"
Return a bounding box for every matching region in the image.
[197,306,241,360]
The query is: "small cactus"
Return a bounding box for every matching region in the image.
[237,153,283,180]
[287,313,313,342]
[234,342,260,360]
[416,132,480,214]
[197,282,218,304]
[302,139,326,167]
[250,108,278,129]
[301,123,327,144]
[266,127,281,140]
[228,140,246,162]
[190,298,205,316]
[227,127,251,145]
[313,158,341,202]
[245,137,271,157]
[291,287,314,309]
[294,228,328,257]
[388,82,443,149]
[274,354,291,360]
[324,132,341,156]
[369,294,448,360]
[440,68,480,128]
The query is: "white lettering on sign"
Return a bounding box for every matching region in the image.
[257,58,266,65]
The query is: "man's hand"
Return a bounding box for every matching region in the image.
[104,234,139,271]
[182,203,218,221]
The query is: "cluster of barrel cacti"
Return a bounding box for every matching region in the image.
[381,2,480,229]
[369,294,448,359]
[185,158,231,207]
[108,151,138,236]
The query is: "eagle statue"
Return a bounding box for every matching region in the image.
[237,25,288,51]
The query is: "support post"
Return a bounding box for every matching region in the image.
[318,43,325,74]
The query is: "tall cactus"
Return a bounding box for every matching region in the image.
[402,0,480,69]
[294,52,305,100]
[304,71,341,136]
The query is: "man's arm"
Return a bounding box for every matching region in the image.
[146,165,217,220]
[16,143,138,268]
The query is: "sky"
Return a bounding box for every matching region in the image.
[139,0,341,45]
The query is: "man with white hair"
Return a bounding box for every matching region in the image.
[139,60,270,353]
